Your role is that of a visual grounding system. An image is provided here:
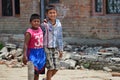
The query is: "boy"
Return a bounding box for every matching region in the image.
[23,13,46,80]
[41,5,63,80]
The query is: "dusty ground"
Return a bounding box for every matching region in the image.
[0,65,120,80]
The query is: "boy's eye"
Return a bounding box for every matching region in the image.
[49,12,52,14]
[34,21,40,23]
[49,12,56,14]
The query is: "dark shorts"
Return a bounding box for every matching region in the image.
[44,47,60,70]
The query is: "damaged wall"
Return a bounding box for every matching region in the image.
[0,0,120,41]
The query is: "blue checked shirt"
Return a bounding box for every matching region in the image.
[41,19,63,51]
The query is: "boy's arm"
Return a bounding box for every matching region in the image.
[57,26,63,52]
[57,26,63,58]
[23,32,31,65]
[40,23,46,36]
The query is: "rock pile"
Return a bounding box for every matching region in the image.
[0,43,23,68]
[60,44,120,72]
[0,39,120,72]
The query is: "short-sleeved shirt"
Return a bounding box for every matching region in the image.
[26,27,43,49]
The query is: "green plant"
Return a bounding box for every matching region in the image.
[0,42,4,50]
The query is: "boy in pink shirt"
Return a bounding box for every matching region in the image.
[23,13,46,80]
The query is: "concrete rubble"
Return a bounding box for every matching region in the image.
[61,44,120,72]
[0,43,23,68]
[0,34,120,78]
[0,42,120,72]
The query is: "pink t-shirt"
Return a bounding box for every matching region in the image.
[26,27,43,48]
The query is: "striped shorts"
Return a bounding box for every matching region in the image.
[44,47,60,70]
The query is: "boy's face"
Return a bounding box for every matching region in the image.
[30,19,40,29]
[46,9,57,21]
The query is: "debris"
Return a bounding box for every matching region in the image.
[103,67,112,72]
[112,72,120,77]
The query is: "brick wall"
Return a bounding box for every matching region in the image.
[56,0,120,39]
[0,0,40,34]
[0,0,120,40]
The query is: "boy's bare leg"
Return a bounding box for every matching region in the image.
[46,70,53,80]
[34,74,39,80]
[46,70,58,80]
[52,69,58,76]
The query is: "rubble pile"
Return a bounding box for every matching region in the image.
[0,41,120,72]
[0,43,24,68]
[60,44,120,72]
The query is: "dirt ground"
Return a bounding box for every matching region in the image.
[0,65,120,80]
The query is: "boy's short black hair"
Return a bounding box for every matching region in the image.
[45,5,57,13]
[30,13,40,22]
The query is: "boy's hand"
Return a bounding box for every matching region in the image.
[22,55,27,65]
[59,51,63,59]
[43,19,47,23]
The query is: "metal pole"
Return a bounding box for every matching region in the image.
[40,0,45,22]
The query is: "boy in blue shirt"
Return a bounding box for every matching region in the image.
[41,5,63,80]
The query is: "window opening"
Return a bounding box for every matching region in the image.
[2,0,13,16]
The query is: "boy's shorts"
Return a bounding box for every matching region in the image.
[27,48,46,74]
[44,47,60,70]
